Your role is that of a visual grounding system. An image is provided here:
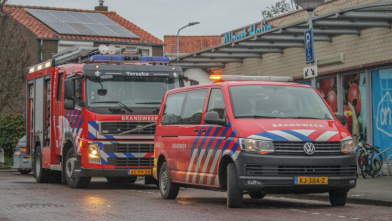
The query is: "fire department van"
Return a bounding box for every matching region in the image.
[25,46,183,188]
[154,75,356,208]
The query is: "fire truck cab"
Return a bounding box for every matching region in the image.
[26,46,184,188]
[154,75,357,208]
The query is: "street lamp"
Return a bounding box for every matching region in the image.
[177,22,200,58]
[294,0,324,29]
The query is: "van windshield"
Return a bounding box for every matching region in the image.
[229,85,335,120]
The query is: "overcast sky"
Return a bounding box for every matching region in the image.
[7,0,280,40]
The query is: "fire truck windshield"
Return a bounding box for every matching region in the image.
[229,85,335,120]
[86,75,180,108]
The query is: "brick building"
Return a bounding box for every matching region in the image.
[2,2,164,113]
[173,0,392,161]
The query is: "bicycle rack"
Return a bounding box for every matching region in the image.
[372,146,392,177]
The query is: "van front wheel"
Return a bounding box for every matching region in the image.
[159,162,179,199]
[227,163,243,208]
[329,191,347,206]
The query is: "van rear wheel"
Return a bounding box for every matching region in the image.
[227,163,243,208]
[159,162,179,199]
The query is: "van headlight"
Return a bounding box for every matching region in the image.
[239,138,274,154]
[88,144,101,163]
[341,139,354,154]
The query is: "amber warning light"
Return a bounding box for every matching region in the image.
[210,75,293,82]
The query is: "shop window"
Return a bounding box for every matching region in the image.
[316,77,337,113]
[372,69,392,154]
[343,73,366,141]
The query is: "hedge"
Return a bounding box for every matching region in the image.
[0,113,25,158]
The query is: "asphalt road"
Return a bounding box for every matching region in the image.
[0,171,391,221]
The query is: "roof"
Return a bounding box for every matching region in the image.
[170,2,392,69]
[164,35,221,54]
[4,4,164,45]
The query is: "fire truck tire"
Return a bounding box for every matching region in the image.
[106,177,137,186]
[227,163,243,208]
[329,190,347,206]
[248,191,266,200]
[159,162,179,199]
[65,148,91,188]
[34,146,49,183]
[18,169,32,175]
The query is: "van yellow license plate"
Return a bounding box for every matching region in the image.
[294,177,328,185]
[128,169,152,175]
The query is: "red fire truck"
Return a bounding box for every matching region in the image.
[25,46,184,188]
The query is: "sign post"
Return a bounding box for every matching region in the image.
[304,28,315,64]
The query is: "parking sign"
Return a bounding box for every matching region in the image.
[304,28,315,64]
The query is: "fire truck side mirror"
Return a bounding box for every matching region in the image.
[204,111,227,126]
[64,100,75,110]
[64,79,75,100]
[190,80,199,86]
[335,113,346,125]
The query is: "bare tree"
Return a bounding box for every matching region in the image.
[261,0,300,19]
[0,0,31,113]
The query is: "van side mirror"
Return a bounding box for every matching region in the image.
[335,113,346,125]
[64,100,75,110]
[190,80,199,86]
[204,111,226,126]
[64,79,74,100]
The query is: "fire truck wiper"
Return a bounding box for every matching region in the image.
[117,122,157,135]
[92,101,133,113]
[135,102,161,104]
[236,115,279,119]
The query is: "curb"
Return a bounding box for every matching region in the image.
[275,194,392,207]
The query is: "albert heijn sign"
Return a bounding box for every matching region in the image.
[223,21,273,44]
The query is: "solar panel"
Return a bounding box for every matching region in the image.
[67,11,98,24]
[45,21,79,34]
[105,25,139,38]
[25,8,139,38]
[85,24,116,36]
[87,13,118,25]
[47,11,77,23]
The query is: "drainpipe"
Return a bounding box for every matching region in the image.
[40,39,43,62]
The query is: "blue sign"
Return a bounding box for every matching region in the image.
[372,69,392,155]
[304,28,315,64]
[224,21,272,44]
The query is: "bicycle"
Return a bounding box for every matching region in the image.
[353,134,383,179]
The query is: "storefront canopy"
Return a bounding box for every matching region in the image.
[170,2,392,69]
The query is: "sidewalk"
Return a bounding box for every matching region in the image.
[278,176,392,207]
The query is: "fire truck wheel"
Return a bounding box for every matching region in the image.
[34,146,49,183]
[248,191,266,200]
[329,190,347,206]
[18,169,32,175]
[159,162,179,199]
[227,163,243,208]
[65,148,91,188]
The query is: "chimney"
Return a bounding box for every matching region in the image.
[95,0,108,11]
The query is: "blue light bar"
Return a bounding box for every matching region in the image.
[141,56,170,62]
[90,55,124,61]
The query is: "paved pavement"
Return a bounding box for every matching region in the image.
[279,176,392,207]
[0,171,391,221]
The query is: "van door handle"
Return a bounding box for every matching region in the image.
[194,129,198,133]
[201,129,206,133]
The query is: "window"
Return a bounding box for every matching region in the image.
[75,78,83,107]
[57,74,63,102]
[162,93,185,125]
[207,89,226,120]
[180,89,208,124]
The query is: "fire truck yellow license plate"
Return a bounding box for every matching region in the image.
[128,169,152,175]
[294,177,328,185]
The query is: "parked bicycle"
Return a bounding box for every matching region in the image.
[353,133,383,178]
